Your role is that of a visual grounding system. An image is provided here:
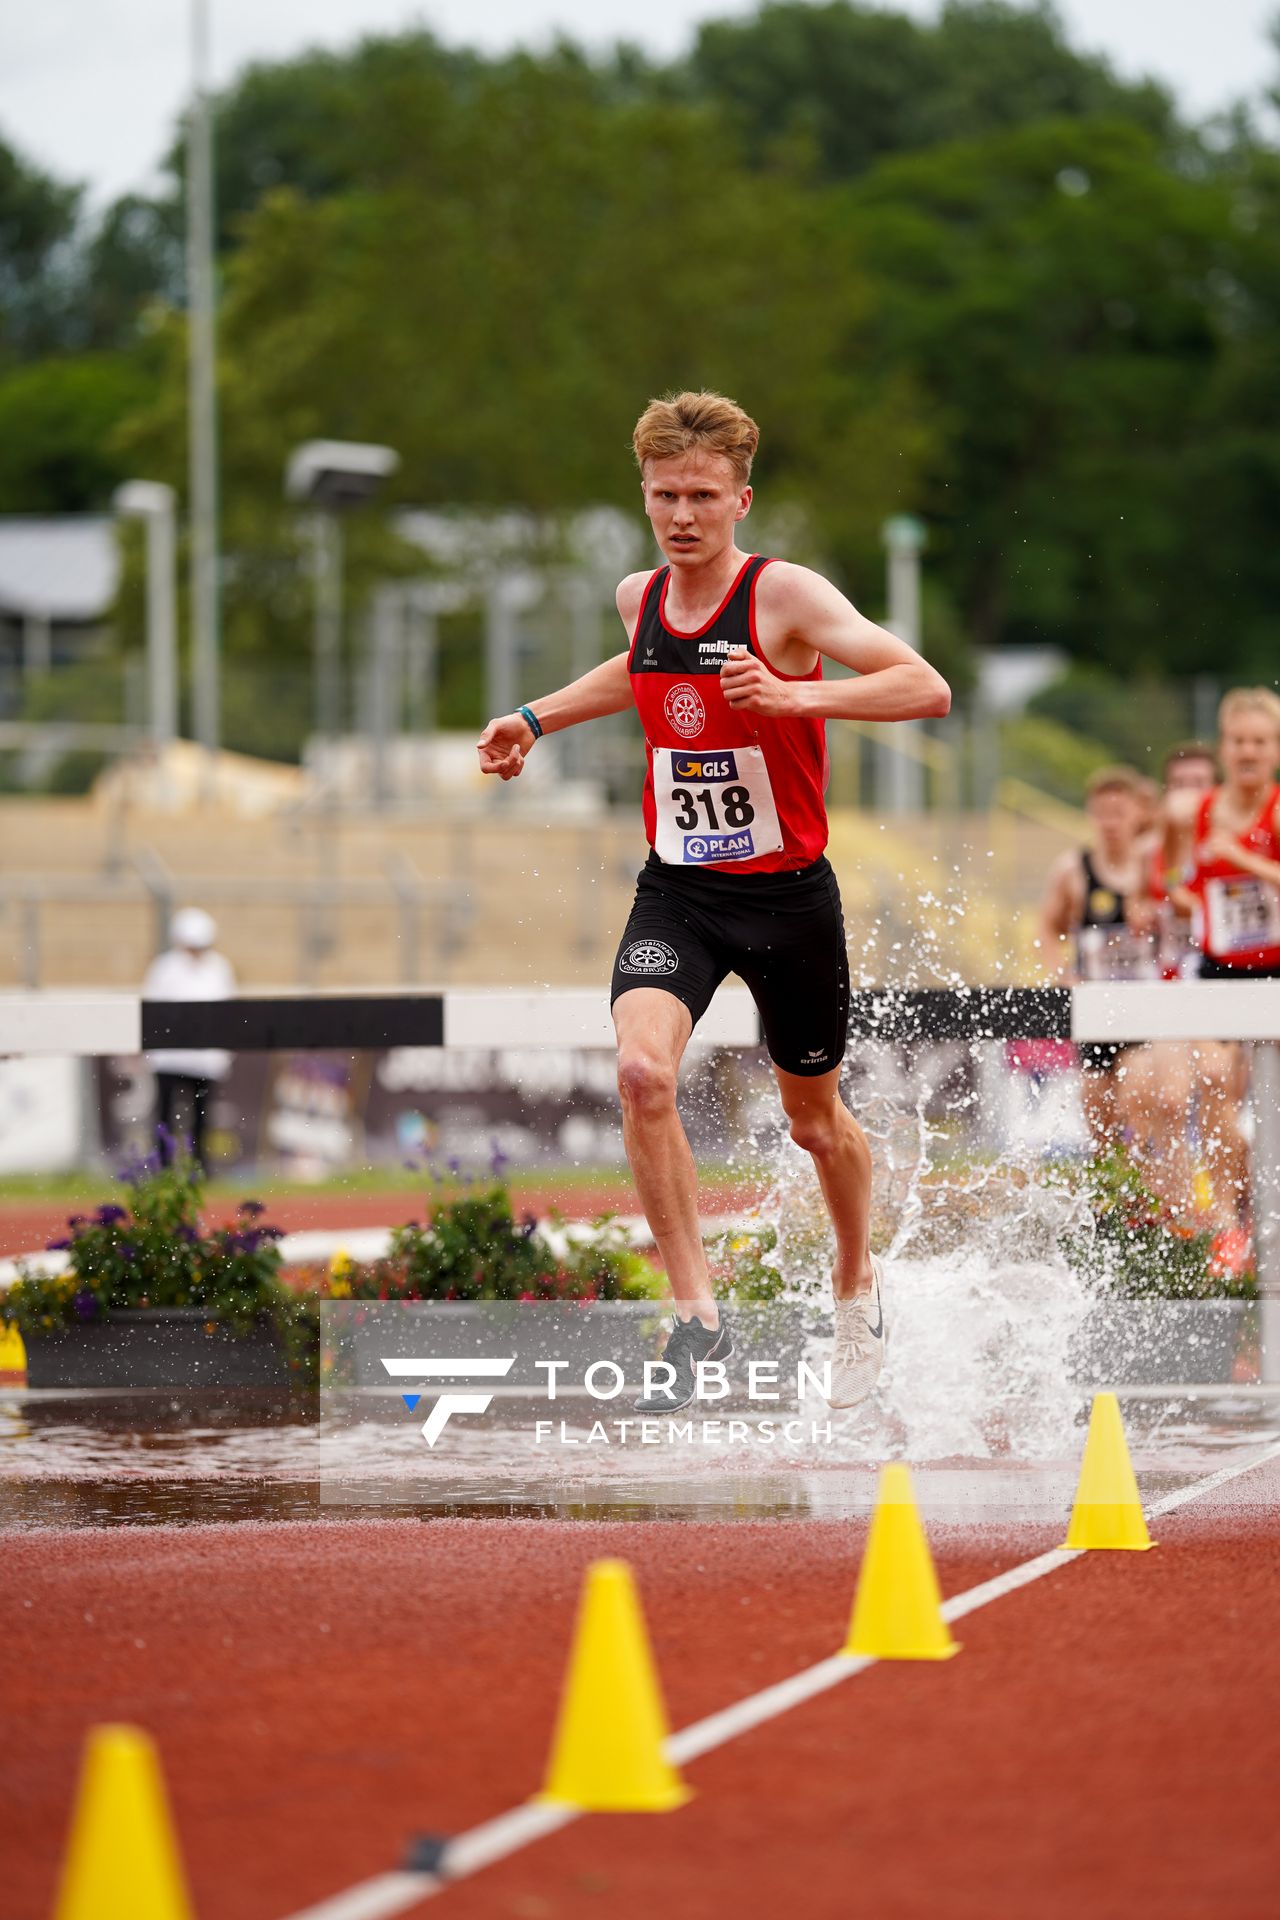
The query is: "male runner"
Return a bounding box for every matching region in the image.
[1038,765,1157,1153]
[1121,744,1235,1223]
[1159,689,1280,1230]
[477,390,950,1412]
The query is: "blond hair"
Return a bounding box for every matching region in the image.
[632,390,760,486]
[1218,686,1280,740]
[1085,764,1145,802]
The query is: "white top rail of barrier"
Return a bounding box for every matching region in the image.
[0,993,142,1057]
[2,981,1280,1054]
[1070,980,1280,1043]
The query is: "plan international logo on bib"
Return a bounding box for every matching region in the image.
[684,830,756,863]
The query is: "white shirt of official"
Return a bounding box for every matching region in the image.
[142,947,236,1082]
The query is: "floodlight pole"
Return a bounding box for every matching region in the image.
[877,515,927,813]
[312,513,344,741]
[186,0,220,796]
[115,482,179,749]
[285,441,400,778]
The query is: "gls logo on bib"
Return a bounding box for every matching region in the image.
[672,753,737,781]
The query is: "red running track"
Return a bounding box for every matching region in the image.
[6,1473,1280,1920]
[0,1181,760,1260]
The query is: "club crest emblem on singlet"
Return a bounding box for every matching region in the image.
[664,683,705,739]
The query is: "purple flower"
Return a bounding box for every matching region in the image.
[72,1290,98,1321]
[46,1236,72,1252]
[489,1139,510,1177]
[117,1149,159,1185]
[96,1204,128,1226]
[118,1242,138,1265]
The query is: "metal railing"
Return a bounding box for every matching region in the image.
[0,865,472,991]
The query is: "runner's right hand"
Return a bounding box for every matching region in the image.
[476,713,534,780]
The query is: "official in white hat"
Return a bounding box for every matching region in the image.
[142,907,235,1172]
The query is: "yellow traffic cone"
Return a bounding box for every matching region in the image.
[842,1464,960,1661]
[1061,1392,1154,1551]
[538,1558,691,1812]
[53,1724,194,1920]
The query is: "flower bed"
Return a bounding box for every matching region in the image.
[0,1148,666,1390]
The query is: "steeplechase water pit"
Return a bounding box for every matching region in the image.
[3,981,1279,1532]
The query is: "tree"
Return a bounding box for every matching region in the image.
[688,1,1175,181]
[0,354,152,512]
[0,133,82,359]
[116,55,928,665]
[75,195,183,351]
[161,30,491,250]
[845,117,1240,664]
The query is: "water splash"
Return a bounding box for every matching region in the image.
[740,1037,1097,1462]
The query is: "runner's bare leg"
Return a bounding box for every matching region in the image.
[613,987,718,1326]
[775,1064,874,1299]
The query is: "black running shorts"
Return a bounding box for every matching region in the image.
[610,852,850,1077]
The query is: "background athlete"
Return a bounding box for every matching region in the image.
[477,390,950,1412]
[1160,688,1280,1235]
[1038,764,1157,1155]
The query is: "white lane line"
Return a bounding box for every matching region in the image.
[282,1807,578,1920]
[940,1548,1080,1622]
[1145,1434,1280,1519]
[667,1653,872,1766]
[278,1434,1280,1920]
[283,1874,438,1920]
[439,1802,579,1881]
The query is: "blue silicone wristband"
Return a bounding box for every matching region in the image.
[519,705,543,741]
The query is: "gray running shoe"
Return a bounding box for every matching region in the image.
[634,1314,733,1414]
[828,1255,886,1410]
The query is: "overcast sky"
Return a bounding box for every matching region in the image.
[2,0,1276,205]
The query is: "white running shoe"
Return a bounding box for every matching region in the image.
[828,1254,886,1411]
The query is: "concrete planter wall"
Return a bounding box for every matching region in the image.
[23,1308,299,1390]
[1068,1299,1254,1387]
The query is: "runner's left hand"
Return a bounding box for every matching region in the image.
[720,647,795,717]
[1202,828,1245,867]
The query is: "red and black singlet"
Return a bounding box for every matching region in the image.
[1190,783,1280,970]
[627,555,829,875]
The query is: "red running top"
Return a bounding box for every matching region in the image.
[1189,783,1280,969]
[627,556,829,874]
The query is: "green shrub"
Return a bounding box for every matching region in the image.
[334,1178,665,1303]
[1068,1146,1255,1301]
